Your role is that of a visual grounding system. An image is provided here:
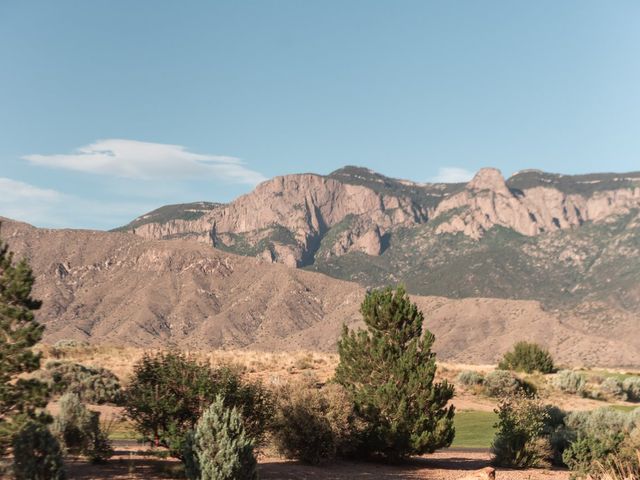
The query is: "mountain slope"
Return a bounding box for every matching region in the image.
[3,217,639,367]
[116,167,640,315]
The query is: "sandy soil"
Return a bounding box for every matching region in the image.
[65,445,570,480]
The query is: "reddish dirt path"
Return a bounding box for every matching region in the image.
[66,446,570,480]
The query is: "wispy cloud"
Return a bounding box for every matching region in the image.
[429,167,474,183]
[23,139,266,185]
[0,177,154,229]
[0,178,66,226]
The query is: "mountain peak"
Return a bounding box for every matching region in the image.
[467,168,509,194]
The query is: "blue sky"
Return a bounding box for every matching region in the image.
[1,1,639,229]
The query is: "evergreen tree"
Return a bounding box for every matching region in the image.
[335,286,455,460]
[0,230,49,455]
[12,420,66,480]
[184,395,257,480]
[124,351,271,459]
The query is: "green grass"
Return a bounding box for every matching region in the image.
[107,419,139,441]
[451,410,497,448]
[609,405,639,413]
[586,370,640,381]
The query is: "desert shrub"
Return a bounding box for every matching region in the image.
[183,395,257,480]
[543,406,574,466]
[562,408,636,476]
[563,435,622,477]
[124,351,272,459]
[553,370,587,395]
[271,381,362,464]
[498,341,555,374]
[12,420,66,480]
[39,361,121,404]
[601,377,627,401]
[624,377,640,402]
[49,339,91,359]
[565,408,629,440]
[457,370,485,387]
[484,370,534,397]
[491,394,553,468]
[335,286,455,460]
[51,393,113,463]
[587,449,640,480]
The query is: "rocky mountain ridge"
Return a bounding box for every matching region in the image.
[117,167,640,267]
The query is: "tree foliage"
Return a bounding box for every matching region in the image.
[271,381,363,464]
[38,361,122,405]
[12,420,66,480]
[123,351,272,459]
[335,286,455,460]
[183,395,257,480]
[498,341,555,374]
[51,393,113,463]
[0,231,50,454]
[491,394,553,468]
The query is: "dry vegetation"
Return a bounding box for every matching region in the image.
[40,343,640,415]
[32,344,640,480]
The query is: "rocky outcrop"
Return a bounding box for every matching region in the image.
[127,173,422,266]
[433,168,640,238]
[121,167,640,264]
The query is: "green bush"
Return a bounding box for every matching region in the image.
[562,434,622,476]
[498,341,555,374]
[491,394,553,468]
[457,371,485,387]
[335,286,455,460]
[183,395,257,480]
[623,377,640,402]
[124,351,272,459]
[12,420,66,480]
[484,370,533,398]
[51,393,113,463]
[552,370,587,395]
[561,407,638,476]
[271,381,362,464]
[38,361,121,404]
[600,377,627,400]
[544,406,573,466]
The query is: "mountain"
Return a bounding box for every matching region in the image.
[116,167,640,311]
[2,217,638,367]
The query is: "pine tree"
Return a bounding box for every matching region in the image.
[0,230,49,455]
[12,420,66,480]
[335,286,455,460]
[184,395,257,480]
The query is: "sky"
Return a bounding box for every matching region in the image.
[1,1,639,229]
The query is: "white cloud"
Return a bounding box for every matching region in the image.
[429,167,474,183]
[0,177,154,229]
[0,178,62,201]
[23,139,266,185]
[0,178,66,226]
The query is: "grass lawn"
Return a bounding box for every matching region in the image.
[451,410,497,448]
[609,404,638,412]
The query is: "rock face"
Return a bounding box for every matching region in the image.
[118,166,640,263]
[434,168,640,239]
[3,217,640,367]
[125,172,423,266]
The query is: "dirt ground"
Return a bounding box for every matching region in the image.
[65,444,570,480]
